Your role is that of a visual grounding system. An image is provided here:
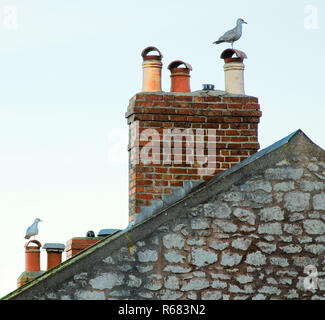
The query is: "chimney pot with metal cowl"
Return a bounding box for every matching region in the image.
[221,49,247,95]
[24,240,42,272]
[168,60,192,93]
[141,46,163,92]
[17,240,45,287]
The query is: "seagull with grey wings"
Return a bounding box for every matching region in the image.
[24,218,43,239]
[213,18,247,49]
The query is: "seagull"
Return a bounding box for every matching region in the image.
[213,18,247,49]
[24,218,43,240]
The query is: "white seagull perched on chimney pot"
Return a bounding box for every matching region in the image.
[24,218,43,240]
[213,18,247,49]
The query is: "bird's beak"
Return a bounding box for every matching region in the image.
[244,21,247,24]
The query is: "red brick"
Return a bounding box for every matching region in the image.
[230,150,249,156]
[163,188,172,194]
[174,95,193,102]
[228,103,243,110]
[207,117,224,123]
[225,156,240,162]
[170,181,184,187]
[164,95,174,102]
[230,110,261,117]
[249,97,259,103]
[225,117,241,123]
[221,150,230,156]
[152,101,169,107]
[230,123,249,129]
[227,136,249,142]
[171,102,191,109]
[192,103,209,109]
[178,109,196,116]
[223,96,249,103]
[136,180,153,186]
[155,180,168,187]
[228,143,243,149]
[135,193,153,200]
[210,103,228,109]
[241,130,256,136]
[243,103,260,110]
[155,167,168,173]
[187,116,206,123]
[170,115,187,122]
[242,143,260,149]
[225,130,240,136]
[145,94,164,101]
[135,100,153,107]
[242,117,261,123]
[169,168,187,174]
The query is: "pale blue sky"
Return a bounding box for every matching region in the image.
[0,0,324,297]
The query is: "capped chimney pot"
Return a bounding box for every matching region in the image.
[43,243,65,270]
[168,60,192,93]
[221,48,247,95]
[141,46,163,92]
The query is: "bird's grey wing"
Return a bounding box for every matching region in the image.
[218,28,237,42]
[25,225,32,239]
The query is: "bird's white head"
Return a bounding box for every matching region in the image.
[237,18,247,25]
[35,218,43,223]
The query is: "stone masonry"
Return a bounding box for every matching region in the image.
[5,130,325,300]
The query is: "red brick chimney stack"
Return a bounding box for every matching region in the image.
[65,237,101,259]
[126,47,261,225]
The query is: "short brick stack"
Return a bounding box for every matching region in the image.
[126,92,262,223]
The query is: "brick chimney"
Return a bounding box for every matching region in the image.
[65,236,101,259]
[126,47,261,225]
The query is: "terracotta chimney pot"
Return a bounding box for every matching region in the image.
[221,49,247,95]
[141,46,163,92]
[24,240,42,272]
[43,243,65,270]
[168,60,192,93]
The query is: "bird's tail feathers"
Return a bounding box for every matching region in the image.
[213,40,224,45]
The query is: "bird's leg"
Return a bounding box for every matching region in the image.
[231,42,234,49]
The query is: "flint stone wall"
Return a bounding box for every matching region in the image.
[19,152,325,300]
